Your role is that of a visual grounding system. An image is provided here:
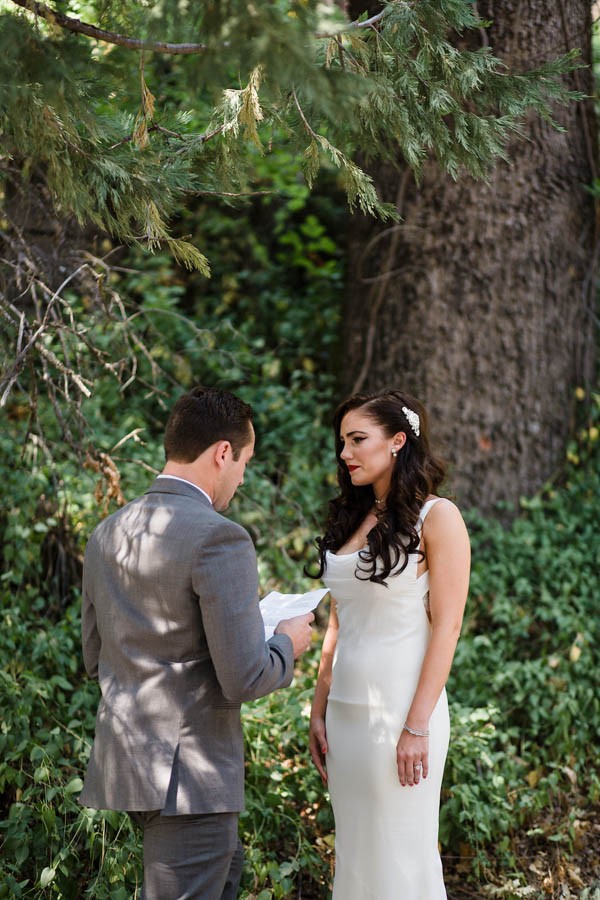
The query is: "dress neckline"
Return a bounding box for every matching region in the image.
[327,547,362,559]
[326,497,441,573]
[325,548,429,580]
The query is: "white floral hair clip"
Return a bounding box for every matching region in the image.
[402,406,420,437]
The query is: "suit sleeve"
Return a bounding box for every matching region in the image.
[81,553,101,680]
[192,518,295,703]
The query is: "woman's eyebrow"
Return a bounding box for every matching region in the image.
[340,430,369,439]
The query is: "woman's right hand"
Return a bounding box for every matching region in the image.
[309,715,328,783]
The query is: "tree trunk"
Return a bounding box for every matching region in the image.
[343,0,597,514]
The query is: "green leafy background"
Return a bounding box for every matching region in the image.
[1,164,599,895]
[0,3,599,896]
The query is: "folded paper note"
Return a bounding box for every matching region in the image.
[260,588,329,639]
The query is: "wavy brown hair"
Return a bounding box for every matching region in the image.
[310,389,447,585]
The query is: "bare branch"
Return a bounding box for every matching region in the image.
[193,188,274,198]
[9,0,208,54]
[292,89,319,140]
[111,428,145,453]
[109,120,228,152]
[108,122,184,150]
[38,343,93,398]
[0,261,91,405]
[315,9,386,39]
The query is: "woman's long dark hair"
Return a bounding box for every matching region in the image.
[309,389,447,585]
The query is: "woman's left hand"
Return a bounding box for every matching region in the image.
[396,731,429,786]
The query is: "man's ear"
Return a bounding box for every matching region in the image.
[213,440,232,469]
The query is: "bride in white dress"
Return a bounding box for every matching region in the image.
[309,390,470,900]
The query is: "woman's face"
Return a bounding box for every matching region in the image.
[339,408,406,498]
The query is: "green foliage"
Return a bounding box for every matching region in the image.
[0,161,342,894]
[2,382,599,896]
[240,656,333,898]
[0,0,586,482]
[0,602,142,898]
[1,39,598,886]
[439,391,600,880]
[0,0,582,265]
[0,14,207,270]
[1,137,344,534]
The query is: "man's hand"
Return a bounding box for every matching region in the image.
[275,612,314,658]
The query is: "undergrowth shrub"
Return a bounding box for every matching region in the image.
[0,164,343,895]
[0,599,142,898]
[1,113,598,892]
[440,391,600,881]
[2,391,599,896]
[241,654,333,899]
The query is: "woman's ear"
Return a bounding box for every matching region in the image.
[392,431,407,453]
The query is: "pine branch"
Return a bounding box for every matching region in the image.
[9,0,208,54]
[108,122,185,151]
[10,0,387,54]
[0,0,583,272]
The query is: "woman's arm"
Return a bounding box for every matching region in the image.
[396,499,471,786]
[309,598,339,783]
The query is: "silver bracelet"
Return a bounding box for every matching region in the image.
[403,721,430,737]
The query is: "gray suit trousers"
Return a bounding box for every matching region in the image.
[130,811,243,900]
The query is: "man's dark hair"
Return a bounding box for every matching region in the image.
[164,386,254,463]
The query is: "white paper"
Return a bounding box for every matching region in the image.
[260,587,329,639]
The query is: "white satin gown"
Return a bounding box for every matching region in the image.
[323,498,448,899]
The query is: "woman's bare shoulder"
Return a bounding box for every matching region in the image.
[424,496,467,531]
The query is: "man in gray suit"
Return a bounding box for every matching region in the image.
[80,386,314,899]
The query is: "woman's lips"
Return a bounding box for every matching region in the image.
[347,465,359,472]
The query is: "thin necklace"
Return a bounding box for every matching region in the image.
[374,495,386,508]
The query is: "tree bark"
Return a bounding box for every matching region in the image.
[343,0,597,514]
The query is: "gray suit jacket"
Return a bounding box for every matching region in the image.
[80,477,294,814]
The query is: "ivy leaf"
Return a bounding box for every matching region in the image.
[65,777,84,794]
[40,868,56,888]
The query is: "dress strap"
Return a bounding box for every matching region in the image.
[418,497,443,530]
[415,498,444,585]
